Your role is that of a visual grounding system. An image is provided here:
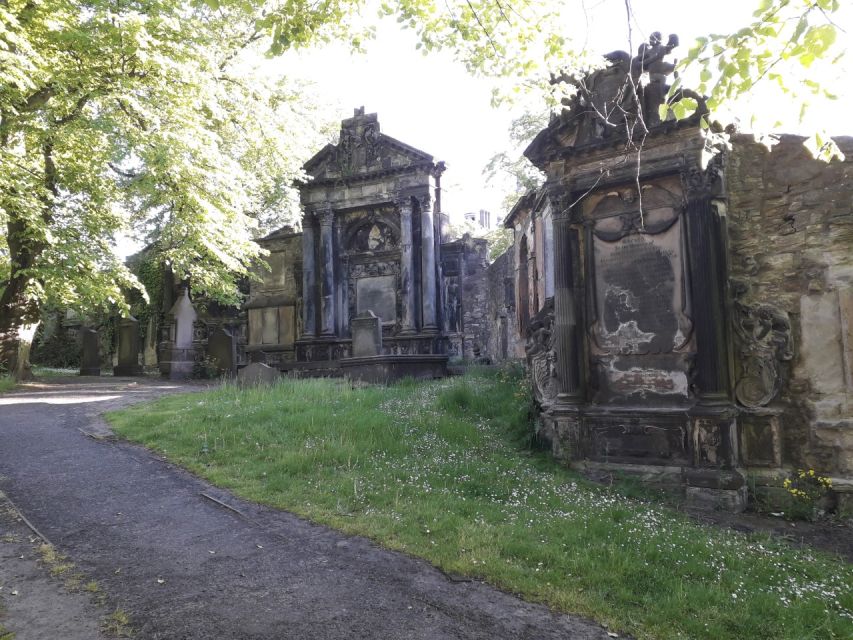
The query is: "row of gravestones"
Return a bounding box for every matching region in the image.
[79,316,238,378]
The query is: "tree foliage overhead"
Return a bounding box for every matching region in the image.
[1,0,847,377]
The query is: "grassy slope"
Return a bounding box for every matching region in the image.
[107,371,853,640]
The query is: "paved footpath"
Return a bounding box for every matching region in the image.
[0,377,612,640]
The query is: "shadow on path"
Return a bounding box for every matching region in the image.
[0,377,611,640]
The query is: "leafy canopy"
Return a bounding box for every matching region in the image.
[1,0,846,323]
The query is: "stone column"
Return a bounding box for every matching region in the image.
[398,196,417,334]
[552,212,583,402]
[301,212,317,337]
[683,165,731,404]
[319,207,336,337]
[420,195,438,331]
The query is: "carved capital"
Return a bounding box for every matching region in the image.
[394,193,413,215]
[681,155,723,198]
[419,194,432,213]
[319,206,334,228]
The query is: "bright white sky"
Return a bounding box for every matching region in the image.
[269,0,852,222]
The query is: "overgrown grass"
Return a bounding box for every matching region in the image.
[108,370,853,640]
[0,377,15,393]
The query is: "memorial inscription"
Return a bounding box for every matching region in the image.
[593,220,687,355]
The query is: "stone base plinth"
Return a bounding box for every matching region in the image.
[79,367,101,376]
[158,345,197,380]
[339,354,448,384]
[536,402,748,511]
[113,364,142,376]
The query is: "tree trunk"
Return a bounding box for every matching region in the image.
[0,272,40,381]
[0,140,55,380]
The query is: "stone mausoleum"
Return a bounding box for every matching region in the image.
[512,32,853,510]
[243,108,491,381]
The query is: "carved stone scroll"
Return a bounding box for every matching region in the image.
[526,297,559,408]
[731,279,793,408]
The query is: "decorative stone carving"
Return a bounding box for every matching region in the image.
[731,279,793,408]
[526,297,559,408]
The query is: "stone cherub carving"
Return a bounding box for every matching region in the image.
[551,30,703,140]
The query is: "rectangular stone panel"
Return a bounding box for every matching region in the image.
[584,414,690,465]
[593,223,684,355]
[356,275,396,323]
[278,305,295,347]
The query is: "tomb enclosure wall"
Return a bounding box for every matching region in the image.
[244,228,303,368]
[726,134,853,496]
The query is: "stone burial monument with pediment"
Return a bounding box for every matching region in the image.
[243,108,493,381]
[524,32,747,510]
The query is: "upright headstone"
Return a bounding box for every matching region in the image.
[171,287,198,348]
[158,287,199,380]
[208,326,236,376]
[351,310,382,358]
[113,316,142,376]
[237,362,280,385]
[80,327,100,376]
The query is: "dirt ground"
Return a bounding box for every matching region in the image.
[0,377,612,640]
[0,492,111,640]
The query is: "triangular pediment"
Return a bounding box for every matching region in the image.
[304,111,434,182]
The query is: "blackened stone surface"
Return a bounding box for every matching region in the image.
[351,311,382,357]
[113,317,142,376]
[80,328,100,376]
[208,326,237,375]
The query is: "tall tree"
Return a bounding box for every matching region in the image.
[0,0,332,377]
[2,0,846,378]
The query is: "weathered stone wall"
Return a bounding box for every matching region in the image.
[727,134,853,482]
[484,247,519,361]
[244,228,303,366]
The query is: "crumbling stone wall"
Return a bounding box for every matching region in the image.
[727,134,853,481]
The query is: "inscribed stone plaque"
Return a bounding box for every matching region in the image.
[351,310,382,357]
[278,305,295,347]
[208,326,236,375]
[249,307,280,345]
[593,222,684,355]
[356,275,396,323]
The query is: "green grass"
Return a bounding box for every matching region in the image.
[0,376,15,393]
[107,370,853,640]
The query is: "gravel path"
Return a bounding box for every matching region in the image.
[0,377,611,640]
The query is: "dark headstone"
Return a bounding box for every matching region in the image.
[237,362,280,385]
[351,310,382,357]
[208,326,236,376]
[80,327,100,376]
[113,316,142,376]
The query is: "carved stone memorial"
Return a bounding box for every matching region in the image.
[351,311,382,358]
[524,33,748,510]
[80,327,101,376]
[208,325,237,376]
[158,287,199,380]
[113,316,142,376]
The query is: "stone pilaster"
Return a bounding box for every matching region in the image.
[683,163,731,404]
[552,203,583,403]
[398,195,417,334]
[301,211,317,337]
[319,207,336,337]
[420,195,438,332]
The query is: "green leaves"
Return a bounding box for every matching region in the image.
[0,0,332,322]
[672,0,846,161]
